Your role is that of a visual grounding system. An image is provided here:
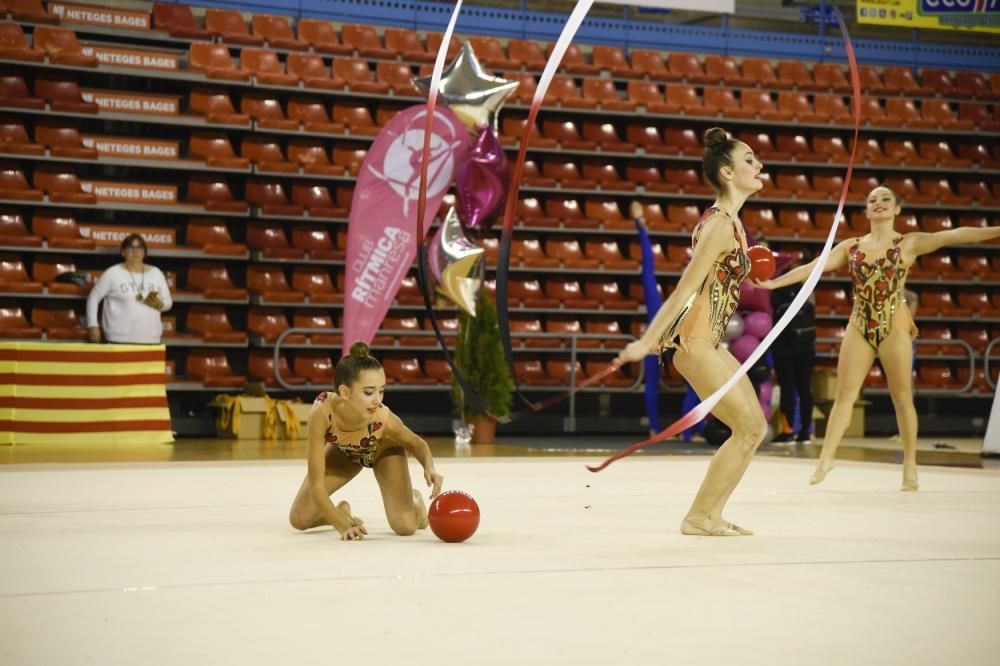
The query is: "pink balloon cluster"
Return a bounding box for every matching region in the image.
[725,282,775,419]
[455,126,508,233]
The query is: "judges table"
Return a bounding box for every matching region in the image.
[0,342,173,446]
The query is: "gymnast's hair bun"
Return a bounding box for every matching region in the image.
[349,341,371,358]
[704,127,730,150]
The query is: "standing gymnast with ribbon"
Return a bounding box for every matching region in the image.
[617,128,766,537]
[756,185,1000,490]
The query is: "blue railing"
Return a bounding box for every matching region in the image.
[174,0,1000,71]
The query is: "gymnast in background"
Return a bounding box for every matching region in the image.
[758,185,1000,490]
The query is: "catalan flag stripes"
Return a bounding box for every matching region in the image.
[0,342,173,446]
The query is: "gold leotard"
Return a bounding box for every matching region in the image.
[655,207,750,354]
[312,391,389,468]
[848,235,909,350]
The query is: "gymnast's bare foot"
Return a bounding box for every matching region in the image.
[412,489,429,529]
[810,460,836,485]
[681,515,742,536]
[901,466,919,492]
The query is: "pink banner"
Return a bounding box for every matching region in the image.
[343,104,470,355]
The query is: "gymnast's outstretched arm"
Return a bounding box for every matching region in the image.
[756,238,853,290]
[903,226,1000,259]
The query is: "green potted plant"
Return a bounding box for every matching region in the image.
[450,290,514,444]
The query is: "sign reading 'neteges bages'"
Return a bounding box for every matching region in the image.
[79,90,179,116]
[47,2,151,30]
[78,180,178,205]
[80,135,180,161]
[80,44,179,70]
[78,224,177,248]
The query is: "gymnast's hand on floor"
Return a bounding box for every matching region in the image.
[618,339,651,364]
[340,522,367,541]
[424,468,443,499]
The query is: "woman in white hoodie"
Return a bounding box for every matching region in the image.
[87,233,172,344]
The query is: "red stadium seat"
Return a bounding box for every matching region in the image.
[248,350,305,387]
[252,14,308,50]
[0,210,40,246]
[32,211,94,249]
[0,301,42,338]
[240,48,297,86]
[189,42,248,81]
[186,218,246,255]
[188,89,249,125]
[0,22,43,61]
[33,26,97,67]
[668,52,718,84]
[812,64,852,93]
[186,305,247,344]
[549,42,599,75]
[0,74,43,110]
[467,36,515,69]
[246,221,305,260]
[593,45,635,78]
[295,19,352,55]
[582,78,637,111]
[34,77,97,113]
[186,263,248,300]
[333,58,389,95]
[204,8,262,45]
[545,76,597,109]
[742,58,787,89]
[0,253,42,293]
[247,265,305,303]
[883,66,932,96]
[246,180,303,216]
[189,132,250,170]
[186,349,246,387]
[704,55,753,86]
[287,98,343,134]
[385,27,431,62]
[153,3,211,39]
[341,23,393,59]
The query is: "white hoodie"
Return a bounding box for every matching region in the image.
[86,263,173,344]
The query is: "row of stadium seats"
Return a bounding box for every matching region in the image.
[815,358,997,394]
[3,160,996,214]
[142,7,1000,101]
[161,349,641,390]
[4,113,998,176]
[3,207,995,280]
[3,294,994,353]
[2,241,995,307]
[3,51,999,133]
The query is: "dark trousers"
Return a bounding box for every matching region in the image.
[773,338,815,435]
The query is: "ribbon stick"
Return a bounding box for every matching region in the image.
[496,0,596,411]
[587,5,863,472]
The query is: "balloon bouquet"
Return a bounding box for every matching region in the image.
[413,42,518,317]
[410,43,519,444]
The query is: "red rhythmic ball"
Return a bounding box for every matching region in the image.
[748,245,776,281]
[428,490,480,543]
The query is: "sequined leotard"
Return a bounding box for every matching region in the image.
[848,235,910,350]
[312,391,389,468]
[654,207,751,354]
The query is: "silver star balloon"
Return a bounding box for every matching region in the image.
[413,41,519,134]
[429,207,484,317]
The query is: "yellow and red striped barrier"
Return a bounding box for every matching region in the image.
[0,342,172,446]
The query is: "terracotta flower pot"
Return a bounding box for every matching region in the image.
[470,417,496,444]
